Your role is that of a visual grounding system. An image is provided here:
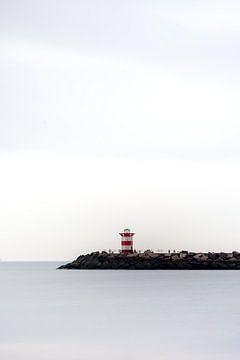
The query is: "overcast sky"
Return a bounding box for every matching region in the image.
[0,0,240,260]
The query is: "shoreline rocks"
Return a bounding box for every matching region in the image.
[58,250,240,270]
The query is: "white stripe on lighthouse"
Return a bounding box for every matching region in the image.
[121,245,132,250]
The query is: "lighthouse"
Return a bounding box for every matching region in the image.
[119,228,135,254]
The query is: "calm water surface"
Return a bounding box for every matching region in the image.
[0,262,240,360]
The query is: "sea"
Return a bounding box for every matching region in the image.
[0,262,240,360]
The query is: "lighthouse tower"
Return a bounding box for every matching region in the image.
[119,228,135,254]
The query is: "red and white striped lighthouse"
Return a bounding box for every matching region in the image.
[119,228,135,254]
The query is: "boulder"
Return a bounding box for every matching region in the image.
[193,254,208,262]
[144,250,154,256]
[227,257,238,262]
[179,252,187,259]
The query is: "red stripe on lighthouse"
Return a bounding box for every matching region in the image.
[121,240,132,246]
[119,233,135,237]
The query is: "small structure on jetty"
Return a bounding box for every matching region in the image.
[119,228,135,254]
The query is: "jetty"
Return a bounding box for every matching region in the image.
[58,250,240,270]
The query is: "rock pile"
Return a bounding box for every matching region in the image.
[58,250,240,270]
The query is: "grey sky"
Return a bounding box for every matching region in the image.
[0,0,240,259]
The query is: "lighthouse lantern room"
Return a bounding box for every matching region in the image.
[119,228,135,254]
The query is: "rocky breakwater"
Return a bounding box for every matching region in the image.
[58,250,240,270]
